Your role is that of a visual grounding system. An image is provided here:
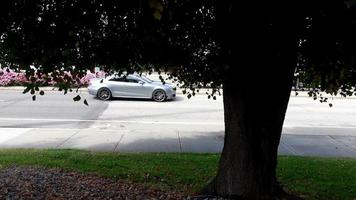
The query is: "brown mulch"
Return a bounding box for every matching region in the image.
[0,166,187,200]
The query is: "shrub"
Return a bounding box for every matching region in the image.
[0,68,105,87]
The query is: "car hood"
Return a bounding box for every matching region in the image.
[89,78,105,84]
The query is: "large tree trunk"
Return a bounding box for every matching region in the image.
[202,1,303,199]
[202,64,298,199]
[202,65,297,199]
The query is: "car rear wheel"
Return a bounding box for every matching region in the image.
[97,88,112,100]
[152,89,166,102]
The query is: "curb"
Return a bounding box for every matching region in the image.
[290,91,356,99]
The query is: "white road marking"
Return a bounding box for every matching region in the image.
[283,125,356,129]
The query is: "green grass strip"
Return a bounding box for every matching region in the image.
[0,149,355,200]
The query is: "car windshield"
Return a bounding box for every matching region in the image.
[140,75,154,83]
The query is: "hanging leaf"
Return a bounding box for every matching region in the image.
[73,95,81,101]
[23,87,31,94]
[39,91,45,95]
[149,0,163,20]
[32,95,36,101]
[84,99,89,106]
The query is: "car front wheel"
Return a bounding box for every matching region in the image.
[152,89,166,102]
[97,88,112,100]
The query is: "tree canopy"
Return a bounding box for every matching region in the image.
[0,0,220,97]
[1,1,356,97]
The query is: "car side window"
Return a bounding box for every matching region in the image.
[126,78,138,83]
[109,77,126,82]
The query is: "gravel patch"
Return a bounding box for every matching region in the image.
[0,166,185,200]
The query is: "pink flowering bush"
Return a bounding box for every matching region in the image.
[79,73,97,86]
[15,72,28,84]
[0,69,26,86]
[0,68,105,87]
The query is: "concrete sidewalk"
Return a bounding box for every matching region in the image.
[1,128,356,157]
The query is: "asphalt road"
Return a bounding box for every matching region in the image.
[0,90,356,136]
[0,90,108,128]
[0,90,224,133]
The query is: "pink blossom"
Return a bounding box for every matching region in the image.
[0,68,106,87]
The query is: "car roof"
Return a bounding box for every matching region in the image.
[106,74,142,79]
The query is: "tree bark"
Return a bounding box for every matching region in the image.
[201,66,296,199]
[202,63,299,199]
[198,1,306,198]
[197,1,306,198]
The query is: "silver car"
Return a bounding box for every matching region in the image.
[88,74,176,102]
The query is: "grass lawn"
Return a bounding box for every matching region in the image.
[0,149,355,200]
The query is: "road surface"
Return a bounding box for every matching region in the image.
[0,89,356,156]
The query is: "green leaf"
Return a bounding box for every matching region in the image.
[23,87,31,94]
[346,0,356,7]
[73,95,81,101]
[187,94,192,99]
[149,0,163,20]
[35,86,39,91]
[30,89,35,95]
[84,99,89,106]
[39,91,45,96]
[329,103,333,107]
[32,95,36,101]
[213,96,217,100]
